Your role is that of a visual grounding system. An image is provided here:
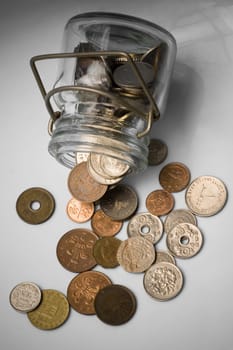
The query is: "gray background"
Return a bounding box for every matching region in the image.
[1,0,233,349]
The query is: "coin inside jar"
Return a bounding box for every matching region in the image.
[9,282,42,312]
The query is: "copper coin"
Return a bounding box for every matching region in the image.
[146,189,174,216]
[93,237,122,268]
[91,209,123,237]
[94,284,137,325]
[56,228,98,273]
[100,184,138,220]
[66,198,94,223]
[159,162,191,192]
[67,271,112,315]
[148,139,168,166]
[67,162,108,202]
[16,187,55,224]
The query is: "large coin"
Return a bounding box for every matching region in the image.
[146,189,174,216]
[127,212,163,244]
[66,198,94,223]
[100,184,138,220]
[148,139,168,166]
[9,282,42,312]
[56,229,98,272]
[91,209,123,237]
[159,162,191,192]
[185,175,227,216]
[27,289,70,330]
[166,223,203,259]
[93,237,122,268]
[67,161,108,202]
[164,209,197,233]
[67,271,112,315]
[94,284,137,325]
[143,262,183,301]
[117,237,155,273]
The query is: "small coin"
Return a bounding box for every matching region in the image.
[146,189,174,216]
[75,152,89,164]
[94,284,137,325]
[56,228,98,273]
[99,154,130,178]
[67,162,108,202]
[66,198,94,223]
[117,237,156,273]
[155,250,176,265]
[127,212,163,244]
[185,175,227,217]
[100,184,138,220]
[27,289,70,330]
[143,262,183,301]
[67,271,112,315]
[159,162,191,192]
[148,139,168,166]
[87,154,123,185]
[93,237,122,268]
[164,209,197,234]
[9,282,42,312]
[91,209,123,237]
[16,187,55,224]
[166,223,203,259]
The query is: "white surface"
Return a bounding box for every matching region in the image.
[1,1,233,349]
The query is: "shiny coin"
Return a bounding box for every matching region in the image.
[155,250,176,265]
[67,271,112,315]
[66,198,94,223]
[99,154,130,178]
[94,284,137,325]
[127,212,163,244]
[93,237,122,268]
[148,139,168,166]
[67,161,108,202]
[100,184,138,220]
[75,152,89,164]
[87,154,123,185]
[56,228,98,273]
[185,175,227,216]
[117,237,156,273]
[159,162,191,192]
[143,262,183,301]
[9,282,42,312]
[91,209,123,237]
[146,189,174,216]
[164,209,197,234]
[166,223,203,259]
[16,187,55,224]
[27,289,70,330]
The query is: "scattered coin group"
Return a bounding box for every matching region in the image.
[12,138,228,328]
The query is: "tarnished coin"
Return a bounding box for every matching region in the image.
[16,187,55,224]
[143,262,183,301]
[9,282,42,312]
[27,289,70,330]
[127,212,163,244]
[166,223,203,259]
[66,198,94,223]
[100,155,130,178]
[93,237,122,268]
[100,184,138,220]
[67,161,108,202]
[146,189,174,216]
[148,139,168,166]
[75,151,89,164]
[185,175,227,216]
[91,209,123,237]
[155,250,176,265]
[159,162,191,192]
[67,271,112,315]
[117,237,156,273]
[56,228,98,272]
[94,284,137,325]
[164,209,197,233]
[87,154,123,185]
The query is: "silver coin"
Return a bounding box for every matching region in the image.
[127,212,163,244]
[75,152,89,164]
[155,250,176,265]
[87,154,123,185]
[164,209,197,234]
[9,282,42,312]
[100,155,130,178]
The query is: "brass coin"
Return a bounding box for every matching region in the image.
[94,284,137,325]
[67,161,108,202]
[27,289,70,330]
[91,209,123,237]
[164,209,197,233]
[56,228,98,273]
[148,139,168,166]
[159,162,191,192]
[93,237,122,268]
[66,197,94,223]
[146,189,174,216]
[16,187,55,224]
[100,184,138,220]
[9,281,42,312]
[67,271,112,315]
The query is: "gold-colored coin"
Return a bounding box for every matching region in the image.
[93,237,122,268]
[27,289,70,330]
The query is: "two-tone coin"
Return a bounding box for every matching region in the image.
[159,162,191,192]
[146,189,174,216]
[9,282,42,312]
